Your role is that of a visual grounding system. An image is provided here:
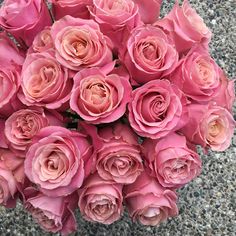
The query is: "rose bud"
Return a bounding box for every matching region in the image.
[96,123,143,184]
[49,0,92,20]
[170,44,222,102]
[24,187,77,235]
[51,15,113,71]
[124,171,178,226]
[155,0,211,54]
[24,126,95,197]
[78,173,123,224]
[128,79,188,139]
[70,64,132,124]
[4,108,64,157]
[0,0,52,47]
[143,133,202,189]
[181,104,235,151]
[120,25,178,85]
[18,50,72,110]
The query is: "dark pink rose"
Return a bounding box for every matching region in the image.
[120,25,178,84]
[24,187,77,235]
[0,32,25,117]
[18,50,72,109]
[128,79,188,139]
[143,133,202,188]
[0,0,52,47]
[4,108,64,157]
[96,123,143,184]
[124,171,178,226]
[51,15,113,71]
[24,126,94,197]
[78,173,123,224]
[70,64,132,124]
[50,0,92,20]
[181,104,235,151]
[155,0,211,54]
[170,45,222,102]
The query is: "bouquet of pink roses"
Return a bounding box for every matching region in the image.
[0,0,235,235]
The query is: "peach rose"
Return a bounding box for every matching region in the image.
[0,0,52,47]
[124,171,178,226]
[78,173,123,224]
[96,123,143,184]
[143,133,202,188]
[51,15,113,71]
[181,104,235,151]
[70,64,132,124]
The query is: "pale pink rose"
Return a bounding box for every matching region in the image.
[170,45,221,102]
[18,50,72,109]
[70,64,132,124]
[0,32,25,117]
[143,133,202,188]
[50,0,92,20]
[51,15,113,71]
[181,104,235,151]
[0,0,52,47]
[96,123,143,184]
[24,187,77,235]
[128,80,188,139]
[155,0,211,54]
[4,108,64,157]
[78,173,123,224]
[24,126,94,197]
[120,25,178,84]
[124,171,178,226]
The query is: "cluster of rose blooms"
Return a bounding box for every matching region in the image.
[0,0,235,235]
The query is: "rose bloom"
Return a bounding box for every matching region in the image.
[120,25,178,84]
[51,15,113,71]
[0,32,25,117]
[4,108,63,157]
[124,171,178,226]
[170,45,221,102]
[128,79,188,139]
[0,119,8,149]
[96,123,143,184]
[24,187,77,235]
[18,50,72,110]
[24,126,94,197]
[0,0,52,47]
[49,0,92,20]
[181,104,235,151]
[155,0,211,54]
[143,133,202,189]
[70,64,132,124]
[78,173,123,224]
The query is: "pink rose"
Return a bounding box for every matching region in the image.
[181,104,235,151]
[4,108,64,157]
[78,173,123,224]
[170,45,221,102]
[24,126,94,197]
[24,187,77,235]
[0,0,52,47]
[0,119,8,149]
[50,0,92,20]
[143,133,202,188]
[0,32,25,117]
[124,171,178,226]
[70,64,132,124]
[120,25,178,84]
[96,123,143,184]
[51,15,113,71]
[128,80,188,139]
[18,50,72,109]
[155,0,211,54]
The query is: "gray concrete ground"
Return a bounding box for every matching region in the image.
[0,0,235,235]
